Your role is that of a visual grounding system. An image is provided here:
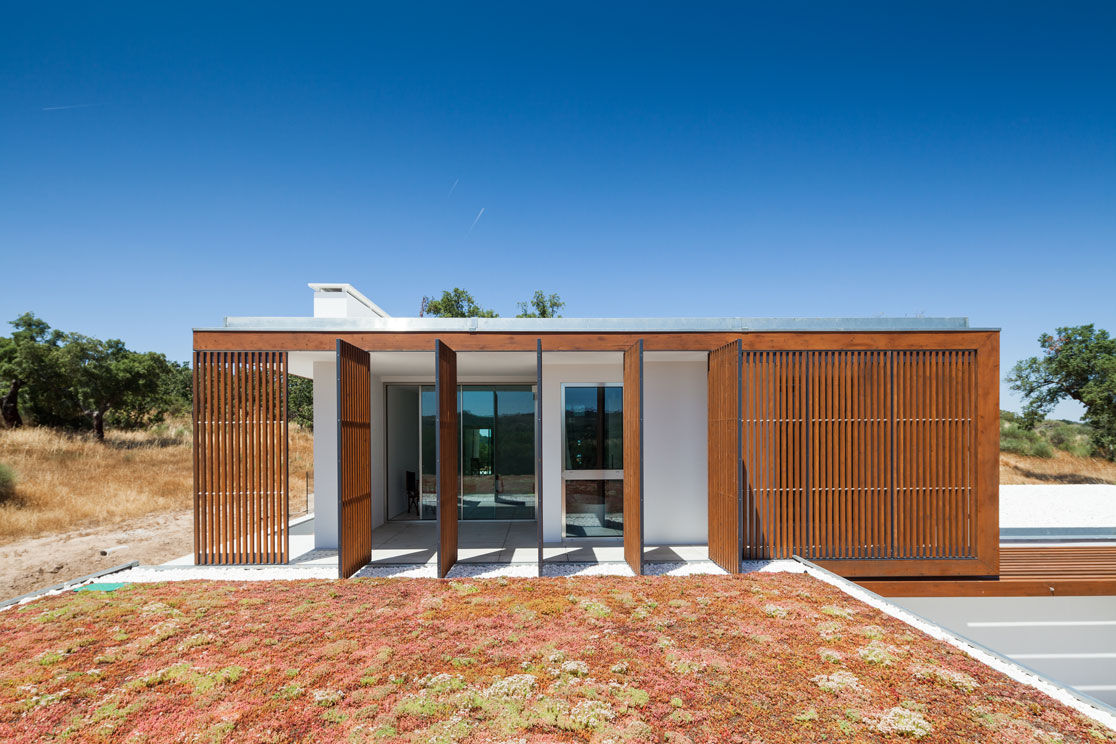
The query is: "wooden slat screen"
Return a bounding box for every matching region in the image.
[436,340,459,579]
[623,340,644,575]
[894,350,976,560]
[193,351,288,565]
[337,340,372,579]
[707,341,742,573]
[740,349,979,573]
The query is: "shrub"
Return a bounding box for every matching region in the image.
[1000,419,1054,458]
[0,463,15,501]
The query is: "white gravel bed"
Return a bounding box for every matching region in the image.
[105,558,804,583]
[353,564,438,578]
[1001,484,1116,529]
[109,565,337,582]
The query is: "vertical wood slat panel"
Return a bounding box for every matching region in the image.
[436,340,459,579]
[707,341,741,572]
[736,348,976,570]
[193,350,288,565]
[337,340,371,578]
[623,340,644,575]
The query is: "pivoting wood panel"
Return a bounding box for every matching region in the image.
[623,340,644,575]
[336,340,372,579]
[436,340,459,579]
[707,341,743,573]
[536,339,544,574]
[193,351,288,565]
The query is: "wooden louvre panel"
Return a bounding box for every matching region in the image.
[742,351,809,559]
[623,340,644,575]
[893,350,977,560]
[809,351,891,561]
[707,341,742,573]
[739,348,982,573]
[193,350,289,565]
[436,340,459,579]
[336,340,372,579]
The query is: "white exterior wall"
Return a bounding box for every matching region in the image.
[370,373,387,530]
[642,360,707,545]
[312,361,338,549]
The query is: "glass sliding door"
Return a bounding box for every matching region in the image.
[562,384,623,537]
[460,388,495,519]
[492,386,536,519]
[406,384,536,522]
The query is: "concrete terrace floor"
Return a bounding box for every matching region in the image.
[166,516,710,568]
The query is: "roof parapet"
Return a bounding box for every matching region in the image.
[214,315,982,333]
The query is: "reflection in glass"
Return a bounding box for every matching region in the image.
[564,479,623,537]
[413,384,535,521]
[420,387,437,519]
[562,384,623,537]
[563,386,622,470]
[461,388,495,519]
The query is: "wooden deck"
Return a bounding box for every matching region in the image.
[856,545,1116,597]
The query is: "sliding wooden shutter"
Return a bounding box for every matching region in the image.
[623,340,644,575]
[193,351,288,565]
[738,346,990,577]
[436,340,459,578]
[536,339,545,575]
[707,341,743,573]
[337,340,372,579]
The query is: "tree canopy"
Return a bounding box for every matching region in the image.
[1007,324,1116,459]
[516,291,565,318]
[421,288,565,319]
[422,289,498,318]
[0,313,190,440]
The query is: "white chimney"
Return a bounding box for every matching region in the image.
[308,283,390,319]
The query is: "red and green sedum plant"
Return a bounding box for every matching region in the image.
[0,573,1112,742]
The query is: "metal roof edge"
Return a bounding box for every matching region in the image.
[195,316,990,333]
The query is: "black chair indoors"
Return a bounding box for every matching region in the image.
[405,470,419,516]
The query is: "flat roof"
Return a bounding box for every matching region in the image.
[200,315,995,333]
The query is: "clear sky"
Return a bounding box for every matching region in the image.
[2,3,1113,418]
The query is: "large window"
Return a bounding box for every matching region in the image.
[562,384,623,537]
[405,385,535,521]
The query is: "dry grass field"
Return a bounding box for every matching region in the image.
[0,421,313,544]
[1000,450,1116,485]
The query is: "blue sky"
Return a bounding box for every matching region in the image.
[2,3,1113,418]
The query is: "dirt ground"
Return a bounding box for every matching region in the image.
[0,509,193,599]
[1000,450,1116,484]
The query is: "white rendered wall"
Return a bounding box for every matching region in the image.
[384,387,418,519]
[370,373,386,530]
[313,292,376,318]
[312,361,338,549]
[642,360,707,545]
